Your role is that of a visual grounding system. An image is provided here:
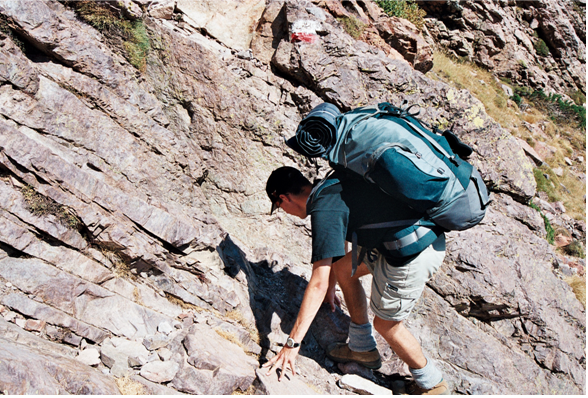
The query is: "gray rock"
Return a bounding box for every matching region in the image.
[140,360,181,383]
[77,348,101,366]
[169,324,257,394]
[0,319,118,394]
[254,368,318,395]
[338,374,392,395]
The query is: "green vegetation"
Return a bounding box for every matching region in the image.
[337,16,366,39]
[21,185,82,229]
[563,240,585,258]
[529,202,555,244]
[521,89,586,130]
[66,1,150,71]
[0,13,26,51]
[534,38,550,57]
[429,51,585,221]
[375,0,427,30]
[533,167,560,203]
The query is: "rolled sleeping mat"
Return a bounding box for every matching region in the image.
[286,103,341,158]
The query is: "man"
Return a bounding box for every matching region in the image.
[262,166,449,395]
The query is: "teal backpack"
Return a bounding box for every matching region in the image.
[288,102,490,269]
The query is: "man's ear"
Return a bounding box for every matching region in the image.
[279,193,290,203]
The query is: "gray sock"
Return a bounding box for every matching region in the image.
[347,321,377,352]
[409,358,444,390]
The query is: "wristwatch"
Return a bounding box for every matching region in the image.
[285,336,300,348]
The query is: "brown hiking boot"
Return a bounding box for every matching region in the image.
[405,380,450,395]
[326,342,382,369]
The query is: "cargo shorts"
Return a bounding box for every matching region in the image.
[363,233,446,321]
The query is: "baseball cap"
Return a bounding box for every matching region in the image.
[265,166,307,214]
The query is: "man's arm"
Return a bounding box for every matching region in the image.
[263,257,333,381]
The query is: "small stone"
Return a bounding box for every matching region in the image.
[157,347,173,361]
[24,319,46,332]
[564,157,573,166]
[0,305,6,315]
[3,311,16,322]
[128,355,147,368]
[15,317,26,328]
[158,321,174,335]
[102,368,110,375]
[555,234,573,247]
[77,348,101,366]
[338,374,392,395]
[553,167,564,177]
[172,320,182,329]
[501,84,513,97]
[143,334,171,350]
[63,331,83,346]
[147,353,160,363]
[140,360,180,383]
[6,282,12,288]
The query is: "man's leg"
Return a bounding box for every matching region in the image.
[331,251,370,325]
[327,252,381,368]
[372,317,426,369]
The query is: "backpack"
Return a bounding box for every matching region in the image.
[288,102,490,271]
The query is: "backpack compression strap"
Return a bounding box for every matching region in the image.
[350,219,431,276]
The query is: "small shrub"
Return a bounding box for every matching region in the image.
[534,38,550,56]
[569,90,586,107]
[511,93,522,106]
[375,0,426,30]
[336,16,366,39]
[21,185,82,229]
[66,1,150,72]
[563,240,586,258]
[529,202,555,244]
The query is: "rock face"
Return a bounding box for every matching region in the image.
[0,0,584,395]
[419,0,586,95]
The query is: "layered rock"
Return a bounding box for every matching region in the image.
[419,0,586,96]
[0,0,584,395]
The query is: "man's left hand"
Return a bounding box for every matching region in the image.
[262,346,300,381]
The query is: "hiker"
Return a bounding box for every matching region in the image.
[262,166,449,395]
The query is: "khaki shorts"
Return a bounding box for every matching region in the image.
[363,233,446,321]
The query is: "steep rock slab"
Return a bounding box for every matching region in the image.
[0,257,174,340]
[176,0,266,51]
[0,318,119,394]
[169,323,257,394]
[0,0,168,123]
[254,368,320,395]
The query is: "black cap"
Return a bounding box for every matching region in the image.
[265,166,308,215]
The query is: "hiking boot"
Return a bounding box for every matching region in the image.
[326,342,382,369]
[405,380,450,395]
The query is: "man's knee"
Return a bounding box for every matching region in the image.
[373,316,403,335]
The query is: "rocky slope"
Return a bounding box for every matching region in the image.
[0,0,584,395]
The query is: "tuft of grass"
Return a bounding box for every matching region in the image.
[226,309,260,345]
[21,185,82,229]
[563,240,585,259]
[232,385,256,395]
[534,38,550,57]
[215,328,246,350]
[114,375,146,395]
[337,16,366,39]
[164,292,203,312]
[529,202,555,244]
[375,0,426,30]
[66,1,150,71]
[100,248,135,279]
[564,275,586,308]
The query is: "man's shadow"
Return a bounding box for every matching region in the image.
[217,233,350,367]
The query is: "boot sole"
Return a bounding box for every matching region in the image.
[326,353,382,370]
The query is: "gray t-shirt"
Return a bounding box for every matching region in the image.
[307,171,442,265]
